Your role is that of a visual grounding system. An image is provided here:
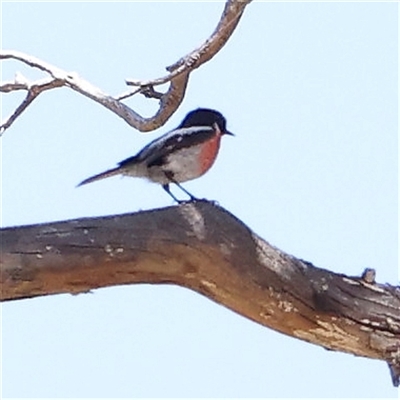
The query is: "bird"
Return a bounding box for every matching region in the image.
[77,108,234,202]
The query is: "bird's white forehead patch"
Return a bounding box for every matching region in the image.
[179,204,206,240]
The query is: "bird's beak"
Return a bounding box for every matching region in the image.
[213,122,234,136]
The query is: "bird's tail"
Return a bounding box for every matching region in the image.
[77,167,122,187]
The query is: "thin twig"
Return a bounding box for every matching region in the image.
[1,77,65,134]
[126,0,252,88]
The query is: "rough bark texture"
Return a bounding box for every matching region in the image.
[1,200,399,385]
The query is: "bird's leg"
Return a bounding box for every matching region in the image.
[173,181,198,201]
[162,184,182,203]
[164,172,198,202]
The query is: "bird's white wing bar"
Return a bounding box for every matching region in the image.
[135,126,215,163]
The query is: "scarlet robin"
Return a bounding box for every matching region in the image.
[78,108,233,202]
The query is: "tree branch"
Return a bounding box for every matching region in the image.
[0,0,252,135]
[1,201,399,386]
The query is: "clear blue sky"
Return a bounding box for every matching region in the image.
[2,2,398,398]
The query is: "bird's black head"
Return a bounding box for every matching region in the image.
[179,108,233,135]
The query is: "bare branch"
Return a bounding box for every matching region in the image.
[0,50,164,135]
[0,0,253,135]
[126,0,253,87]
[1,75,65,133]
[1,201,399,386]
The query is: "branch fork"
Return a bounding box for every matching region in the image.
[1,0,252,136]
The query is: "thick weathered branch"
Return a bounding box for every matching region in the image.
[0,0,252,135]
[1,201,399,386]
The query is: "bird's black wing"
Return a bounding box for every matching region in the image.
[142,126,215,167]
[117,154,139,168]
[117,126,215,169]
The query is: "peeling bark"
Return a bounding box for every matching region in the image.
[1,201,399,385]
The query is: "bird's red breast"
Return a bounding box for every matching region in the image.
[197,124,223,176]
